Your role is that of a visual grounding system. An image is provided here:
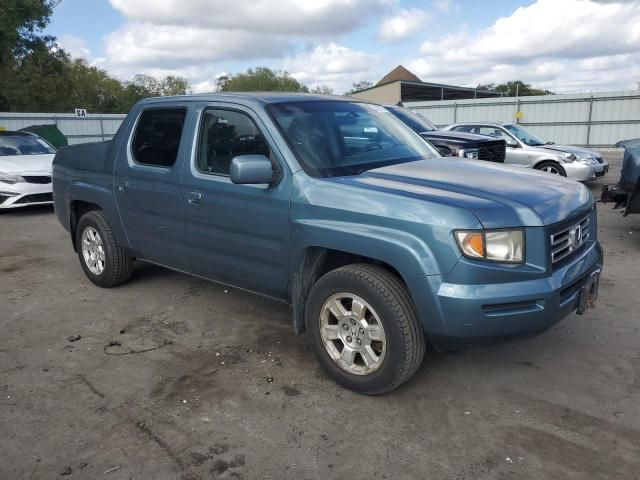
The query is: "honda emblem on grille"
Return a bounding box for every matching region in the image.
[568,224,582,251]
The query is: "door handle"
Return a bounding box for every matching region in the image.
[187,191,202,206]
[117,179,128,193]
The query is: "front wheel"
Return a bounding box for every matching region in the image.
[76,211,134,288]
[305,264,426,395]
[535,161,566,177]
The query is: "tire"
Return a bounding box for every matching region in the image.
[75,210,134,288]
[305,264,426,395]
[535,161,566,177]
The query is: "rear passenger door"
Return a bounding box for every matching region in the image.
[181,104,291,299]
[114,105,191,270]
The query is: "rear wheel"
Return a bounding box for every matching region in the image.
[535,161,566,177]
[76,211,134,287]
[305,264,426,395]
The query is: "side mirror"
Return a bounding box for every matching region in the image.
[506,139,520,148]
[230,155,276,185]
[437,146,452,156]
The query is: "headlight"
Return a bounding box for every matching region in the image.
[455,229,525,263]
[576,153,597,164]
[0,173,26,184]
[459,148,479,159]
[562,153,576,163]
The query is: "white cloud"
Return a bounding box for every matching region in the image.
[105,23,288,69]
[377,9,428,43]
[108,0,391,36]
[409,0,640,92]
[284,43,380,93]
[57,34,106,66]
[432,0,459,13]
[101,0,393,91]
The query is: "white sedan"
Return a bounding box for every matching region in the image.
[0,131,57,209]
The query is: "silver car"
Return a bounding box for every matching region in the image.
[444,122,607,182]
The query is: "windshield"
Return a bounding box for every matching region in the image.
[387,107,437,133]
[0,134,56,156]
[503,124,547,147]
[267,101,440,178]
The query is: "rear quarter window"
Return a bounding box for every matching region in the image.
[131,108,187,167]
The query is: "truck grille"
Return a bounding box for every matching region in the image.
[24,175,51,184]
[550,215,590,264]
[477,141,506,163]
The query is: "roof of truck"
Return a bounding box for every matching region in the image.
[139,92,359,106]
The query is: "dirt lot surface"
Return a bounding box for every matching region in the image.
[1,151,639,480]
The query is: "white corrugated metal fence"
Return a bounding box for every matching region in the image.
[406,90,640,147]
[0,112,126,145]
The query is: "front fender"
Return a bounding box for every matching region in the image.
[291,219,451,277]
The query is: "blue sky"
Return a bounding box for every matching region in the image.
[46,0,640,94]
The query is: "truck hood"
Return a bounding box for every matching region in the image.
[344,158,592,228]
[542,143,603,159]
[0,154,55,174]
[421,130,498,147]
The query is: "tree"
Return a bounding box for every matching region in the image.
[343,80,374,96]
[311,85,334,95]
[220,67,309,92]
[0,0,59,109]
[477,81,554,97]
[161,75,190,96]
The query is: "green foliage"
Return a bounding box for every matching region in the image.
[220,67,309,92]
[310,85,334,95]
[0,0,190,113]
[477,81,554,97]
[343,80,374,96]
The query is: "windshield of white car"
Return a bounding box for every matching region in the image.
[267,101,440,178]
[387,107,437,133]
[0,134,56,156]
[504,124,547,147]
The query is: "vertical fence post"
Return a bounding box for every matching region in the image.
[515,98,521,124]
[453,102,458,124]
[586,95,594,148]
[100,115,105,141]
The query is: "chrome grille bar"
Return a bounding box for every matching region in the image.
[550,216,590,264]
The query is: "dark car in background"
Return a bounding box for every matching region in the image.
[386,105,506,163]
[601,138,640,216]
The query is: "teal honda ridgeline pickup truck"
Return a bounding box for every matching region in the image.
[52,93,603,394]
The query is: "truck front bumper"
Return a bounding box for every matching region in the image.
[411,240,604,350]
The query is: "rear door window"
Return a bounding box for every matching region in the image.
[131,108,187,167]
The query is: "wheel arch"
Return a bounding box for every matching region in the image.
[290,246,410,335]
[69,200,103,251]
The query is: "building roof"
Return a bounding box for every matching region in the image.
[375,65,421,86]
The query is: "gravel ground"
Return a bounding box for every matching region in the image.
[1,151,639,480]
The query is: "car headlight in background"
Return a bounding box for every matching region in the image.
[0,173,26,184]
[576,153,598,164]
[455,229,525,263]
[459,148,479,159]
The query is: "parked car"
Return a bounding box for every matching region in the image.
[601,138,640,215]
[53,94,603,394]
[444,122,607,181]
[0,131,56,209]
[386,106,505,163]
